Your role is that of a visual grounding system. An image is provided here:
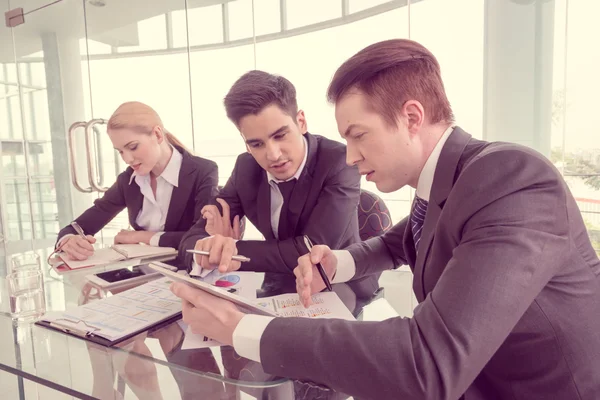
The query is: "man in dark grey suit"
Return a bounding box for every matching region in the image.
[180,70,379,299]
[171,40,600,400]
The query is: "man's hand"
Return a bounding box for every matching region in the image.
[294,245,338,307]
[171,282,244,346]
[114,230,155,245]
[202,198,241,239]
[61,234,96,261]
[193,234,241,273]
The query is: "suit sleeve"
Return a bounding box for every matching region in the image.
[159,161,219,248]
[179,165,244,265]
[345,216,410,279]
[56,175,127,244]
[259,151,569,400]
[236,163,360,274]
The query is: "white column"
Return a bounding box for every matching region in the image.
[41,32,95,226]
[483,0,555,157]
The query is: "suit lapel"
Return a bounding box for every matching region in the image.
[164,151,196,231]
[412,127,472,301]
[256,174,275,239]
[285,133,318,236]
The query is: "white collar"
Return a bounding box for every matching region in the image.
[267,135,308,184]
[416,126,455,201]
[129,146,182,187]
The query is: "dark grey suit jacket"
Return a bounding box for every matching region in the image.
[180,133,380,298]
[259,128,600,399]
[57,145,218,249]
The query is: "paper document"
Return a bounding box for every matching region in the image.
[180,271,263,350]
[256,292,356,320]
[41,277,181,342]
[181,291,355,350]
[182,327,224,350]
[196,270,262,300]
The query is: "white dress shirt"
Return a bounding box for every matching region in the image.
[131,146,183,246]
[59,147,183,248]
[231,126,455,363]
[267,136,309,238]
[190,137,308,277]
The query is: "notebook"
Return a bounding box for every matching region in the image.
[60,244,177,270]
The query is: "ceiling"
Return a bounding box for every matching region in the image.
[1,0,234,62]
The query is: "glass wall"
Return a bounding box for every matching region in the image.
[1,0,599,272]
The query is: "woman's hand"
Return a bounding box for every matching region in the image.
[114,230,155,245]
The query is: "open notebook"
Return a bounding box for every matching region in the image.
[60,244,177,270]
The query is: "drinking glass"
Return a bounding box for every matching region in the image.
[7,269,46,321]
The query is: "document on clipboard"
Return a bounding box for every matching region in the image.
[36,277,182,346]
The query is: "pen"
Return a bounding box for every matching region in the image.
[70,221,89,241]
[186,249,251,263]
[303,235,333,292]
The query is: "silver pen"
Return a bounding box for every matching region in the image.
[186,249,251,263]
[70,221,88,241]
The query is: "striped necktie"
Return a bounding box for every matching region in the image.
[411,195,429,252]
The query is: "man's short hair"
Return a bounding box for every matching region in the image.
[327,39,454,127]
[224,70,299,126]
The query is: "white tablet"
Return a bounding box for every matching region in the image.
[148,262,279,317]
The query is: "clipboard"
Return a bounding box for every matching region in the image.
[35,277,184,347]
[148,262,280,317]
[35,312,182,347]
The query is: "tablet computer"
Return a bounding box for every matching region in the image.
[148,262,279,317]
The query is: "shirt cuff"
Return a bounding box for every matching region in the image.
[188,236,238,277]
[190,260,214,278]
[232,314,275,363]
[150,232,164,247]
[331,250,356,283]
[57,234,74,249]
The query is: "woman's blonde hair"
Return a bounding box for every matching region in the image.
[107,101,190,152]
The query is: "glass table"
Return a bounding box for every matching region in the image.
[0,255,363,399]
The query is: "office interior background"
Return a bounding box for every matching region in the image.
[0,0,599,291]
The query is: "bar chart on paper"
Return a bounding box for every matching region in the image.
[256,292,355,320]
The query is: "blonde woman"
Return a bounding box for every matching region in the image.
[57,101,218,260]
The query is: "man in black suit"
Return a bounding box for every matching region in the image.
[180,70,379,298]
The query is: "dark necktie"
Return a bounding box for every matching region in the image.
[411,195,429,252]
[276,179,297,240]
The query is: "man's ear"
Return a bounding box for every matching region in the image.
[296,110,308,134]
[402,100,425,135]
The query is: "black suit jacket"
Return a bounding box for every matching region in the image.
[57,145,218,249]
[180,133,379,297]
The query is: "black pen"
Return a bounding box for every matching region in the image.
[303,235,332,291]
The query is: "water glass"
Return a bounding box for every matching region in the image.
[7,269,46,321]
[10,252,41,273]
